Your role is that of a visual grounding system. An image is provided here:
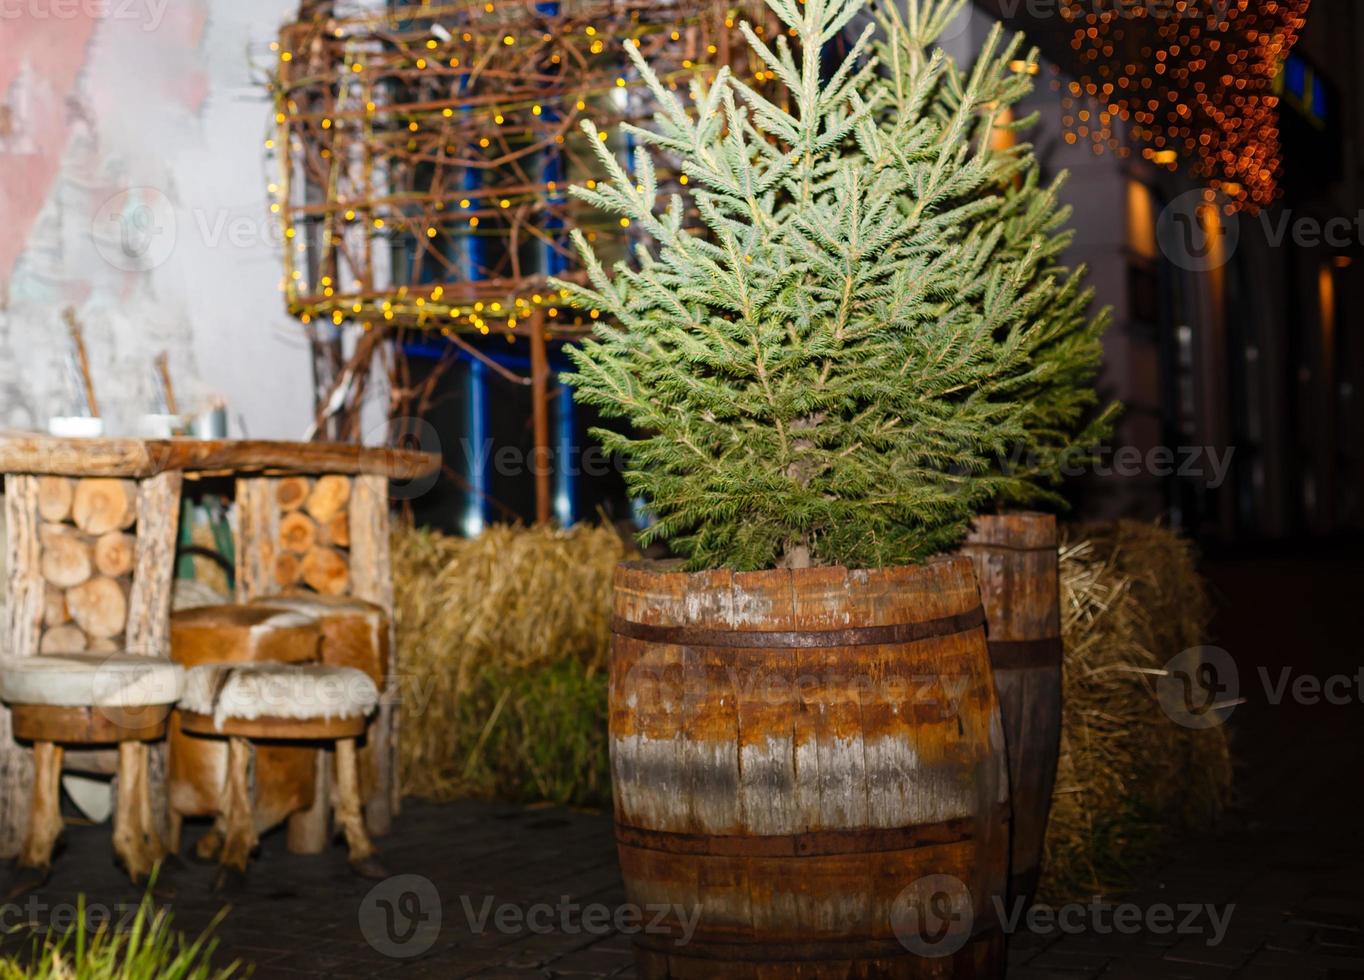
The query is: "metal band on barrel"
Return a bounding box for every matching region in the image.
[610,606,986,649]
[616,804,1008,857]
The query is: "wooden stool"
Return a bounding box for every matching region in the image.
[248,594,389,851]
[0,653,183,888]
[166,605,320,861]
[178,662,381,880]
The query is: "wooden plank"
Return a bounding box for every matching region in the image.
[234,478,279,602]
[0,433,437,481]
[349,474,397,834]
[124,470,184,845]
[1,476,43,858]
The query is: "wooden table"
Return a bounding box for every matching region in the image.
[0,433,438,859]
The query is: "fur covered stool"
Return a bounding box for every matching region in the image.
[247,594,389,850]
[178,662,382,881]
[0,652,183,890]
[166,605,320,864]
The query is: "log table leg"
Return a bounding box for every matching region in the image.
[350,474,397,836]
[19,741,63,872]
[1,476,43,860]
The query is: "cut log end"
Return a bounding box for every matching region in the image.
[301,546,350,595]
[36,476,75,523]
[43,585,70,627]
[72,478,137,536]
[67,575,130,639]
[39,523,94,589]
[276,476,311,512]
[40,624,89,654]
[274,552,303,587]
[304,475,351,523]
[94,531,136,578]
[279,511,319,555]
[321,512,349,549]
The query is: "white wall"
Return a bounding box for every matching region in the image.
[0,0,317,439]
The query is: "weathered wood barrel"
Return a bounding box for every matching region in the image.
[610,557,1009,978]
[960,512,1062,910]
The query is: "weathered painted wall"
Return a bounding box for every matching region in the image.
[0,0,317,439]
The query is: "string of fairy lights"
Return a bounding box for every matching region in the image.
[269,0,1312,347]
[268,0,776,340]
[1049,0,1312,210]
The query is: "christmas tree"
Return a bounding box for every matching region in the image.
[558,0,1115,571]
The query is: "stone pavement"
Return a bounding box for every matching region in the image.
[0,543,1359,978]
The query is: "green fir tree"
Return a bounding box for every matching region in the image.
[557,0,1117,571]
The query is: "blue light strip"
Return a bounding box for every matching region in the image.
[463,357,488,537]
[456,65,490,536]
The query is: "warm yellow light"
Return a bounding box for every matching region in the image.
[373,218,384,228]
[280,51,292,62]
[619,217,630,228]
[500,199,511,208]
[427,227,437,238]
[503,35,514,46]
[344,209,356,221]
[459,199,471,209]
[1153,149,1178,165]
[443,107,453,117]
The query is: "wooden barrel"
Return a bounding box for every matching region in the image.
[960,512,1061,910]
[610,557,1009,978]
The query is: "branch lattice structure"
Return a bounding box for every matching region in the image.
[269,0,746,341]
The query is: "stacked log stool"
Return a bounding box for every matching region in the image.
[166,606,321,868]
[177,662,381,882]
[0,652,183,892]
[245,594,389,854]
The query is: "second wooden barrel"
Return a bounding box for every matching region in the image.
[610,557,1009,978]
[960,512,1062,910]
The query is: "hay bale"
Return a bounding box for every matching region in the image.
[393,522,629,805]
[1040,520,1233,901]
